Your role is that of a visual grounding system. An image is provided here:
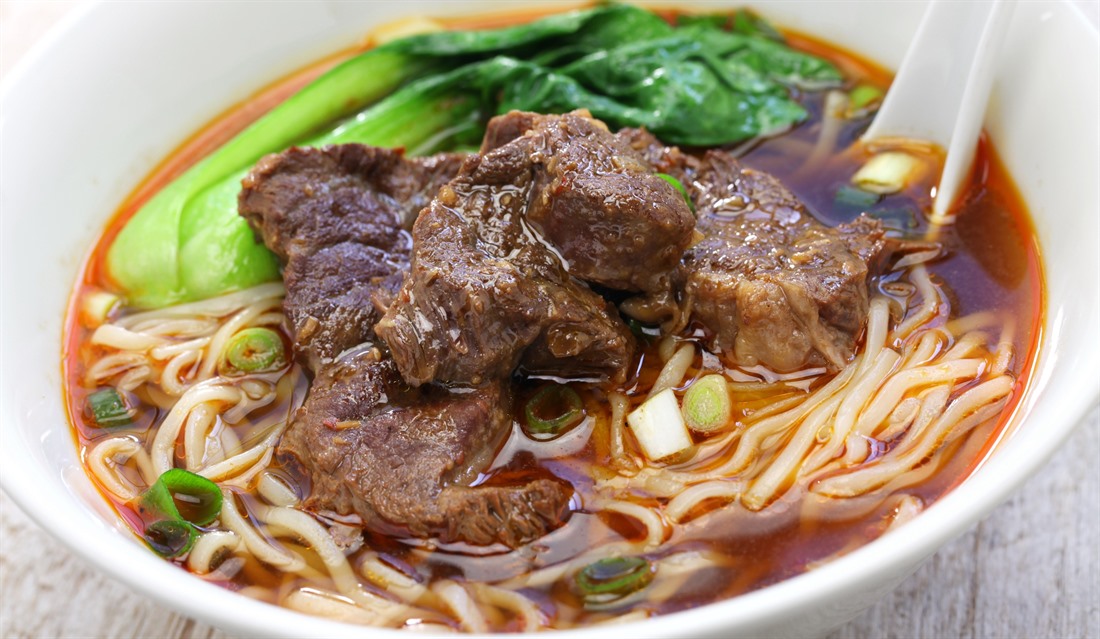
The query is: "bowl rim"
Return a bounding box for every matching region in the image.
[1,1,1097,637]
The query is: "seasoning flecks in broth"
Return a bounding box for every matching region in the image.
[63,5,1041,633]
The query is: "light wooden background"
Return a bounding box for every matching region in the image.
[2,2,1097,637]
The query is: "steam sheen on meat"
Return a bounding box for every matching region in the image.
[237,112,893,549]
[374,111,696,387]
[239,144,465,371]
[239,144,572,548]
[619,128,887,372]
[278,353,569,547]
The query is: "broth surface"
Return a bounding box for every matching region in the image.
[63,7,1042,631]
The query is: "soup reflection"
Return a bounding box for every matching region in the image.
[65,5,1040,632]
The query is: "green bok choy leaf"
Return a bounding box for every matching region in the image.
[106,4,840,309]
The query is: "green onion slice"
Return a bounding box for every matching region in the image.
[655,173,695,213]
[139,468,223,526]
[835,184,882,210]
[222,327,286,374]
[851,151,921,195]
[524,384,584,436]
[869,207,920,230]
[575,556,655,602]
[626,318,661,340]
[682,374,733,433]
[84,388,133,428]
[849,84,884,111]
[143,519,196,558]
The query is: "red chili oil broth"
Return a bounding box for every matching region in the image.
[61,5,1043,629]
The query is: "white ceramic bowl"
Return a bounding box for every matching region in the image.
[1,2,1097,637]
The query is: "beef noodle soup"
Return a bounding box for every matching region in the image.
[64,5,1041,632]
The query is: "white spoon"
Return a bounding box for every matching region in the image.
[862,0,1015,223]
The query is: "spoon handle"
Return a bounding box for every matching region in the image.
[863,0,1014,222]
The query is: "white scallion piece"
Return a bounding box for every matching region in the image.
[851,151,922,194]
[626,388,693,462]
[81,290,121,327]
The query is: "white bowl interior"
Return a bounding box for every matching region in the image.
[1,2,1096,637]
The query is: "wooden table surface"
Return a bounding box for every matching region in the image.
[2,2,1098,637]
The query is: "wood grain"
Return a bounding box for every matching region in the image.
[1,3,1097,638]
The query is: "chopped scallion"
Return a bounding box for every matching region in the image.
[80,291,120,327]
[849,84,884,112]
[221,327,286,375]
[852,152,922,195]
[143,519,196,558]
[655,173,695,213]
[524,384,584,437]
[626,388,693,461]
[682,374,733,433]
[575,556,655,605]
[84,388,132,428]
[835,184,882,209]
[869,207,920,230]
[139,468,223,526]
[626,318,662,340]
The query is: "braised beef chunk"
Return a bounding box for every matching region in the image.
[481,112,696,294]
[278,242,406,367]
[240,143,572,548]
[375,157,636,387]
[675,150,887,372]
[239,145,465,368]
[621,127,889,370]
[279,353,572,548]
[241,117,890,550]
[377,111,698,387]
[239,145,465,261]
[616,127,701,183]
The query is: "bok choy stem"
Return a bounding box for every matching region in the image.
[107,49,433,308]
[106,4,841,309]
